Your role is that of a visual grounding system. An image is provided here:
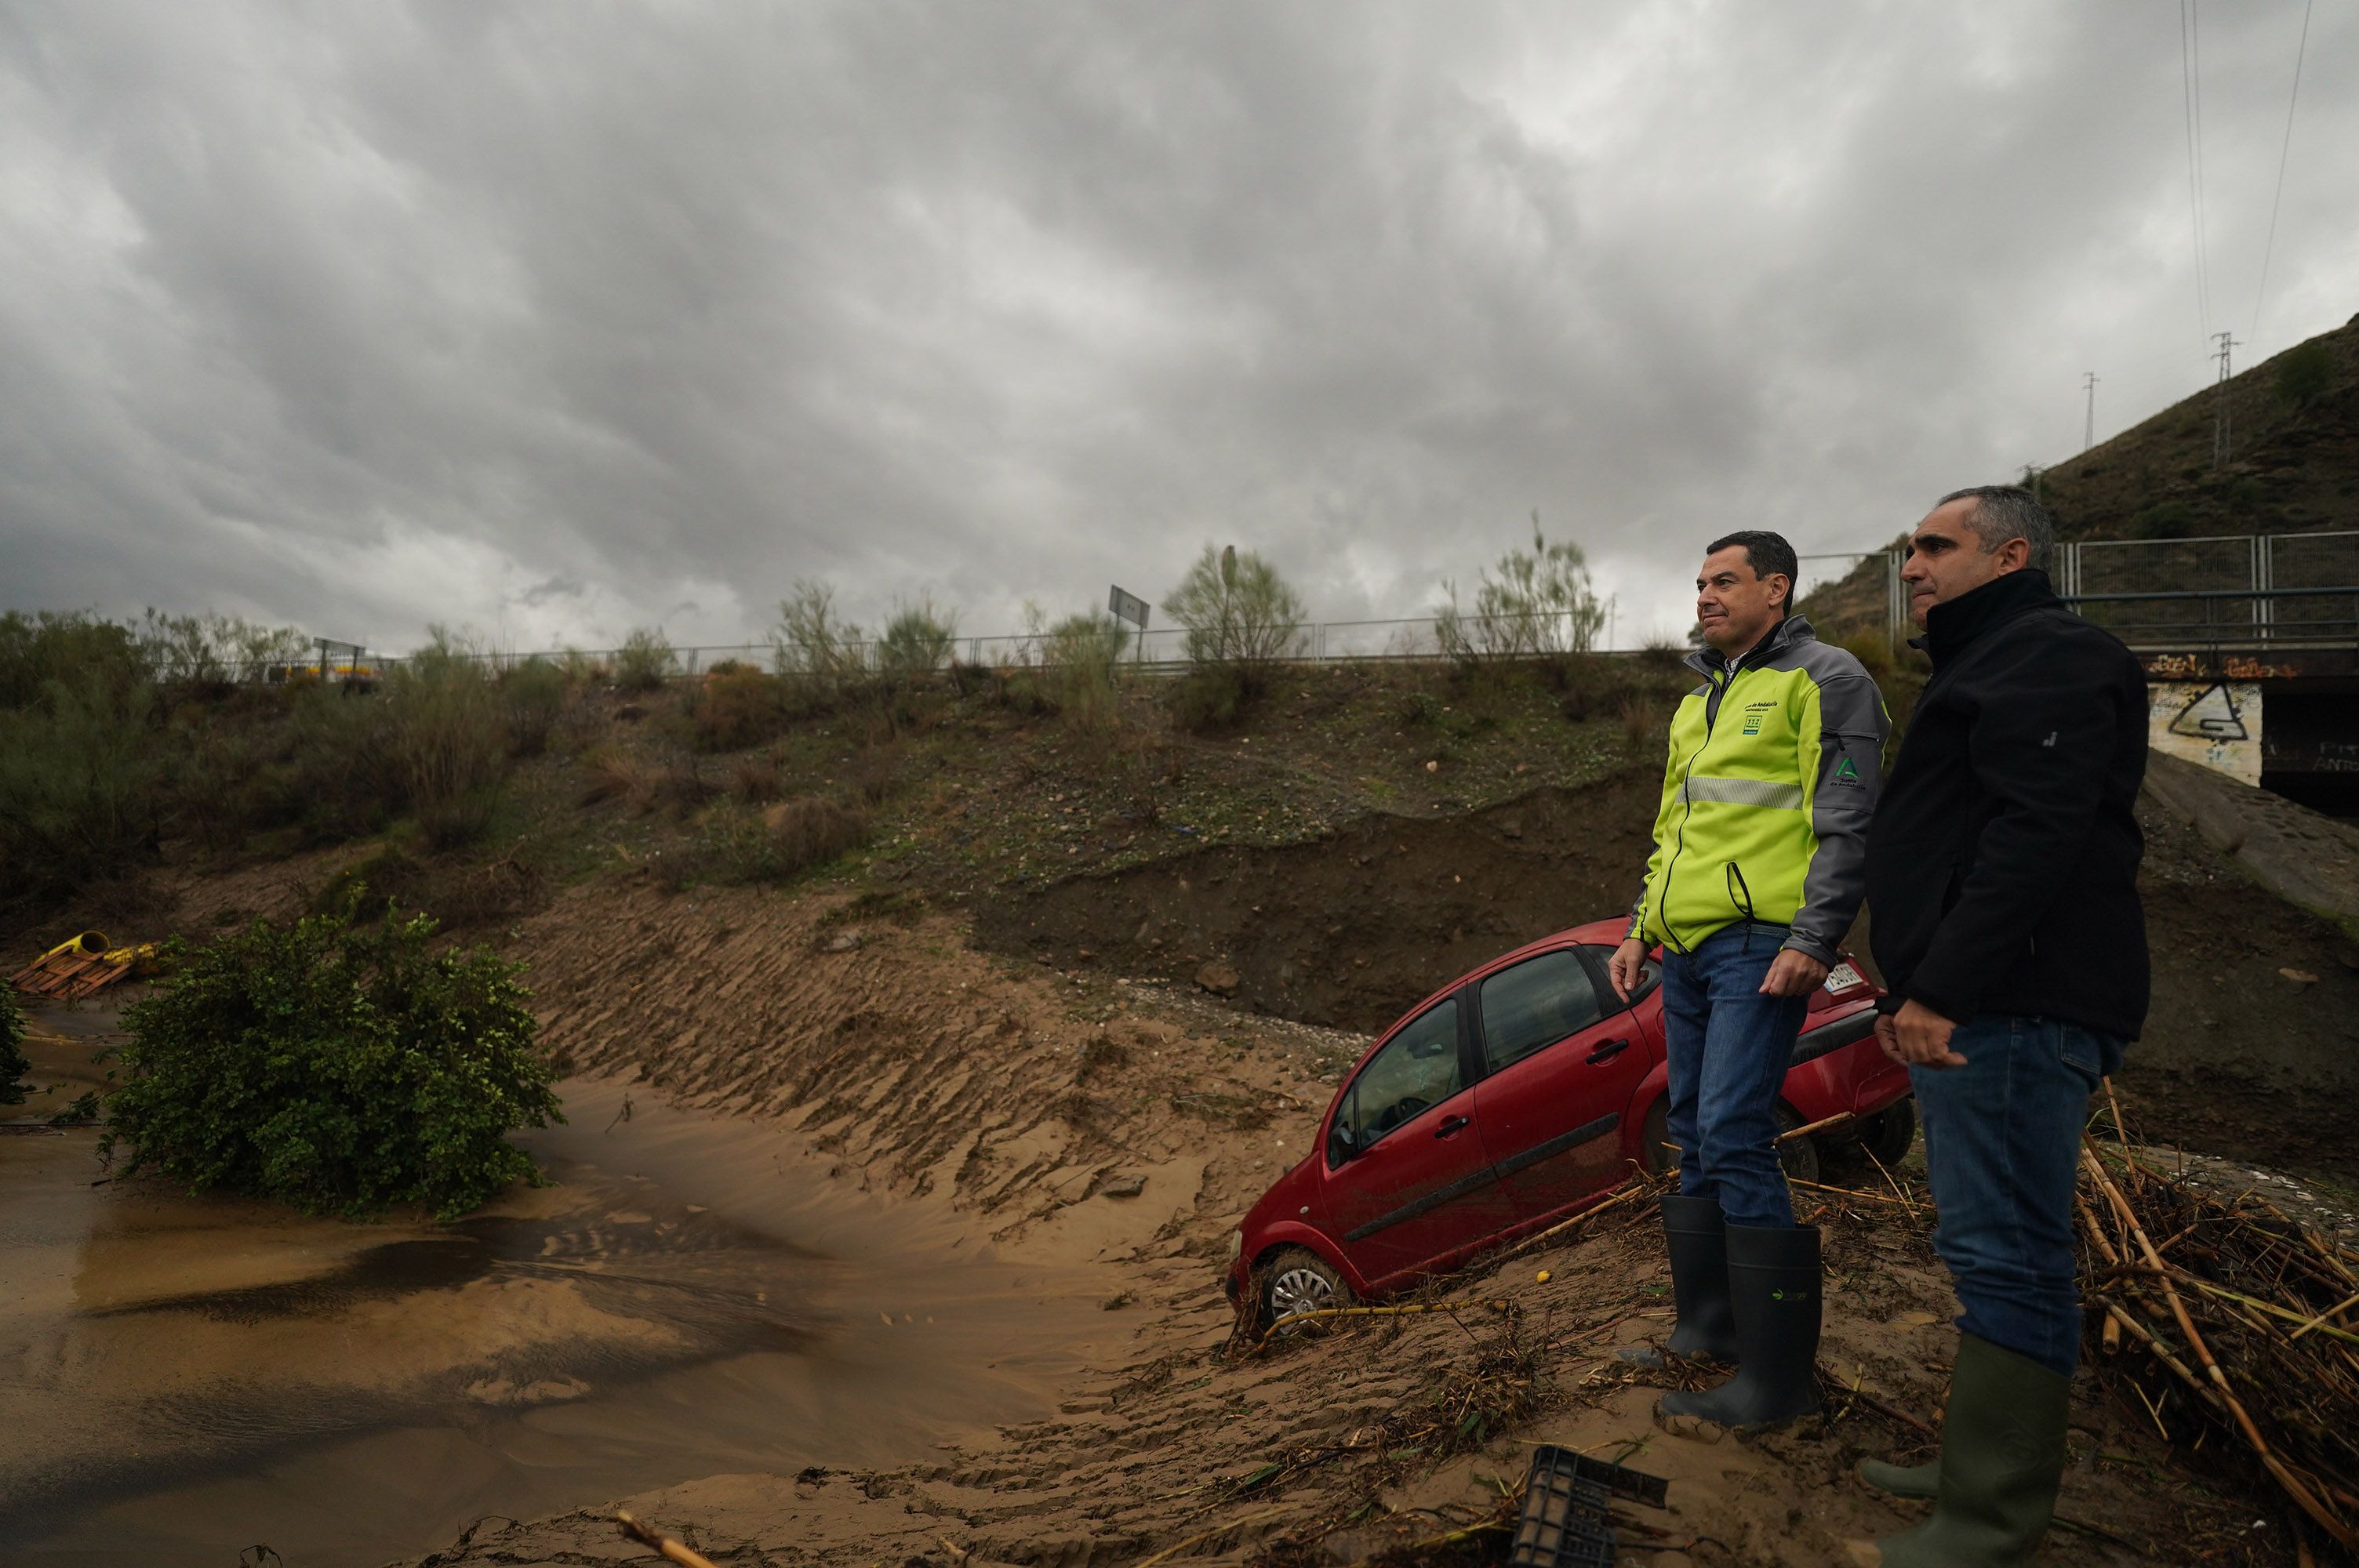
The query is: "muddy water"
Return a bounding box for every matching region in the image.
[2,1007,1115,1566]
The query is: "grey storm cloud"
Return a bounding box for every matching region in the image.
[2,1,2354,652]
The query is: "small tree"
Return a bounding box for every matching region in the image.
[1434,516,1605,664]
[1161,545,1307,689]
[770,582,864,686]
[107,906,561,1221]
[2274,341,2334,410]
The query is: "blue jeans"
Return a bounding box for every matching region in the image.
[1660,921,1811,1229]
[1914,1014,2123,1377]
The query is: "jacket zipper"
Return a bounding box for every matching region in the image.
[1657,661,1740,955]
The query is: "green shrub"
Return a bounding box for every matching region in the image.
[389,633,507,850]
[1161,545,1307,697]
[1435,517,1605,664]
[877,598,958,680]
[501,657,569,757]
[700,796,870,883]
[2274,341,2333,409]
[1,988,27,1107]
[274,684,403,844]
[1167,666,1249,733]
[0,610,147,710]
[615,627,677,692]
[0,667,162,896]
[107,906,560,1220]
[695,666,787,751]
[1041,612,1129,730]
[2132,499,2200,539]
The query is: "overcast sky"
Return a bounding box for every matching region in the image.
[2,2,2353,653]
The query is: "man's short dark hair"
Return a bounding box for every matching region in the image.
[1935,485,2055,571]
[1706,530,1799,612]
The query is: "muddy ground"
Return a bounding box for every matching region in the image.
[983,779,2359,1189]
[372,886,2302,1566]
[9,760,2352,1566]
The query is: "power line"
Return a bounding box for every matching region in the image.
[2179,0,2212,343]
[2251,0,2314,344]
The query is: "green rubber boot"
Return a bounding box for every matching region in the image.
[1857,1453,1939,1501]
[1866,1332,2070,1566]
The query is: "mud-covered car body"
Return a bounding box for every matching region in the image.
[1224,918,1906,1311]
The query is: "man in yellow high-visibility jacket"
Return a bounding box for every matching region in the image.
[1608,529,1888,1433]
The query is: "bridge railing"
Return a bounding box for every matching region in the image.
[2056,530,2359,648]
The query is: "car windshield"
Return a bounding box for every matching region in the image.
[1340,998,1460,1152]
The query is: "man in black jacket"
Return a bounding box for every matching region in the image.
[1848,486,2149,1568]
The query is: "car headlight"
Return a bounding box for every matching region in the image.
[1227,1227,1244,1262]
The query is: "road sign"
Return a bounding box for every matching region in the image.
[1109,586,1150,630]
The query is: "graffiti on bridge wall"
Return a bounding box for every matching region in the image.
[2148,682,2263,785]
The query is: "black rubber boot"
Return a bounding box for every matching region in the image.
[1861,1332,2069,1566]
[1658,1222,1821,1432]
[1618,1194,1739,1368]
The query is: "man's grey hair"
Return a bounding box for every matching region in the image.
[1936,485,2055,571]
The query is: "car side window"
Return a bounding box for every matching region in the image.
[1478,949,1606,1074]
[1341,998,1462,1152]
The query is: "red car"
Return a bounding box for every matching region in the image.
[1223,918,1914,1327]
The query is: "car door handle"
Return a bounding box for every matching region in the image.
[1585,1038,1632,1065]
[1434,1114,1470,1138]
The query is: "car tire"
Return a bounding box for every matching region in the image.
[1858,1096,1917,1167]
[1774,1104,1822,1186]
[1262,1245,1355,1333]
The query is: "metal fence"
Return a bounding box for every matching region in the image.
[154,528,2359,685]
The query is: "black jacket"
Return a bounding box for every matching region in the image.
[1865,569,2150,1040]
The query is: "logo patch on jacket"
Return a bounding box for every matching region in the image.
[1742,701,1775,736]
[1832,757,1863,787]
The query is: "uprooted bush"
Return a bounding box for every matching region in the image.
[107,906,562,1221]
[699,795,871,884]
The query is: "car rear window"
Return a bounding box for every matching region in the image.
[1478,949,1605,1073]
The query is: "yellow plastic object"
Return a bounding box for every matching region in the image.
[41,931,108,961]
[101,942,162,973]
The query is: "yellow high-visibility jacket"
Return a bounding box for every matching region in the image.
[1628,615,1888,962]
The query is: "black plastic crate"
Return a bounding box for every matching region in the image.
[1508,1461,1614,1567]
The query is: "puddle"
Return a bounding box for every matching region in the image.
[2,1006,1117,1566]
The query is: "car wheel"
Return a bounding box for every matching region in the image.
[1774,1105,1822,1186]
[1263,1246,1354,1332]
[1858,1096,1917,1167]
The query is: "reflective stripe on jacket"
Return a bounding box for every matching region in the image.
[1627,615,1888,963]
